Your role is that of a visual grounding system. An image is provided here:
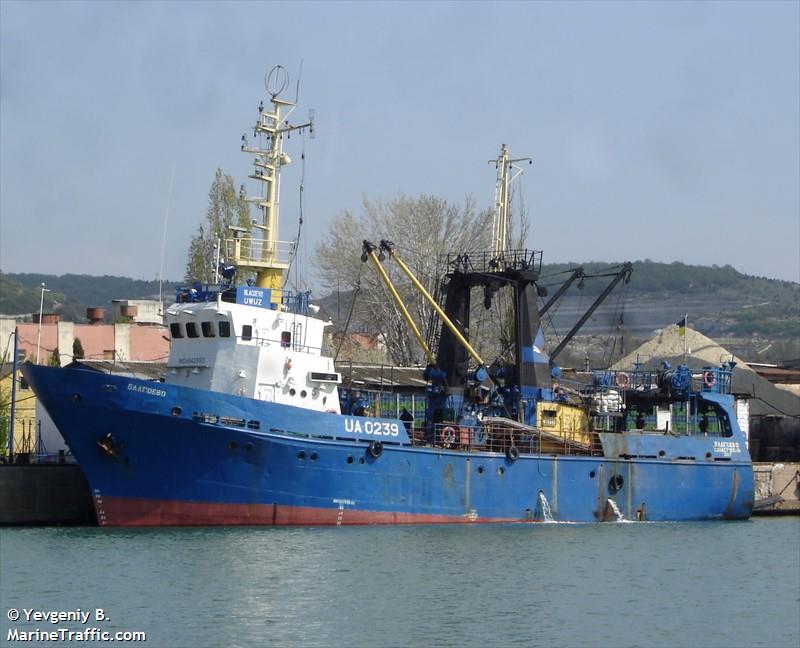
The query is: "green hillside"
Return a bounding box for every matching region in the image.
[1,264,797,362]
[537,260,799,342]
[540,260,798,302]
[0,272,181,322]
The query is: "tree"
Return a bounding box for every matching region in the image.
[185,169,252,284]
[48,348,61,367]
[73,338,85,360]
[314,194,500,365]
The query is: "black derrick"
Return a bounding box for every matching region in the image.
[548,262,634,362]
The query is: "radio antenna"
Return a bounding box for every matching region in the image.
[158,165,175,318]
[294,60,303,104]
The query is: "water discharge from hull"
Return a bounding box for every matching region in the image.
[606,498,625,522]
[536,490,555,522]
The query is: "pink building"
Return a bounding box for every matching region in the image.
[0,317,169,365]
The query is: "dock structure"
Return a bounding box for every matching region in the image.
[0,464,96,526]
[753,463,800,515]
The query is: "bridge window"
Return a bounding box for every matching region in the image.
[201,321,216,338]
[242,325,253,341]
[219,321,231,338]
[697,401,732,437]
[281,331,291,348]
[170,323,183,339]
[186,322,199,338]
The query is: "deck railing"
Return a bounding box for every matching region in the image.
[411,422,599,457]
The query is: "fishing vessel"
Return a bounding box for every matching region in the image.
[22,68,754,525]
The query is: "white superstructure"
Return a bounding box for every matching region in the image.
[162,66,339,413]
[164,294,340,413]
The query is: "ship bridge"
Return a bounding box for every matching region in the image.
[164,285,339,413]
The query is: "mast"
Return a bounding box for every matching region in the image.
[231,65,314,293]
[433,145,544,391]
[490,144,531,259]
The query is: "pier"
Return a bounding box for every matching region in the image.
[0,464,96,526]
[753,462,800,515]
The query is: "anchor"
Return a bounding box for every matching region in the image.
[97,432,126,458]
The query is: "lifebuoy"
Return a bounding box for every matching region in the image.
[506,446,520,462]
[368,440,383,458]
[615,372,630,388]
[442,426,456,448]
[703,370,716,388]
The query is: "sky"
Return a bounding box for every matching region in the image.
[1,0,798,289]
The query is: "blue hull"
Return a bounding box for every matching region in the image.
[22,365,754,525]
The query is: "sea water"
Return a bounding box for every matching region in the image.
[1,518,798,648]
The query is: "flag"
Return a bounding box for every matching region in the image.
[676,315,686,337]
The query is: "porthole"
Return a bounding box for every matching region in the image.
[310,452,318,461]
[359,457,365,464]
[72,393,82,403]
[477,466,484,474]
[171,407,182,417]
[245,442,254,452]
[298,451,306,460]
[229,441,238,450]
[300,390,307,398]
[608,474,624,494]
[346,455,354,464]
[289,388,297,397]
[658,449,666,458]
[589,470,596,479]
[497,466,505,476]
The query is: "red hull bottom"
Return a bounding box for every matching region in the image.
[95,496,523,526]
